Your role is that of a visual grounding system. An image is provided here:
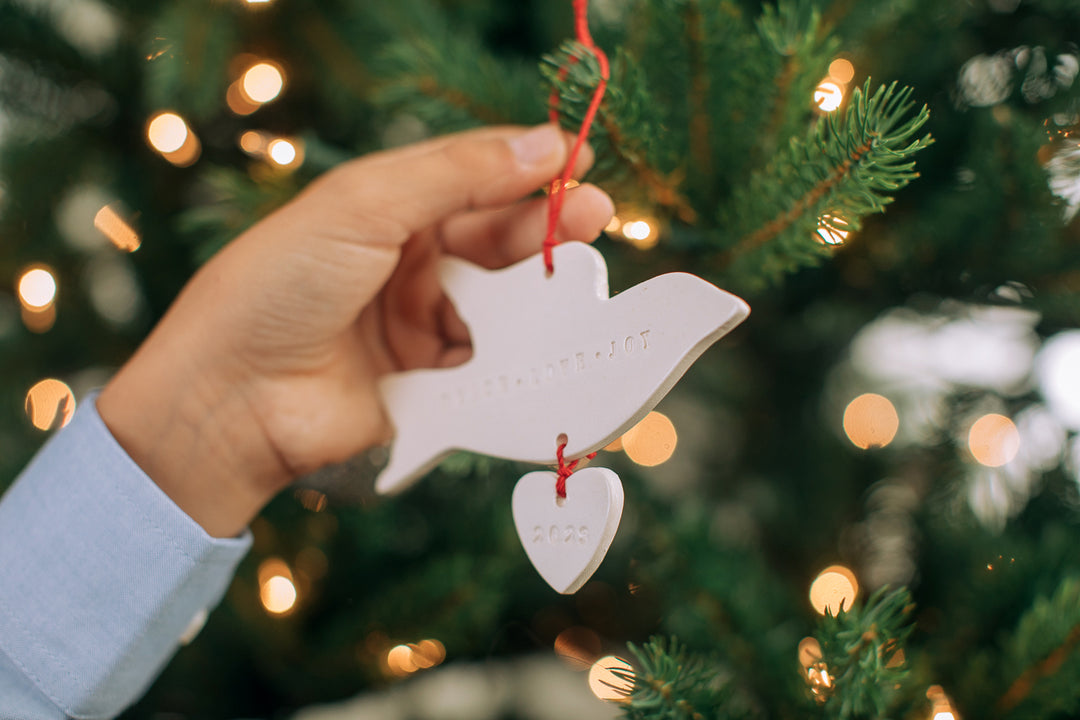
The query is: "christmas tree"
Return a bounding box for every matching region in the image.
[3,0,1080,718]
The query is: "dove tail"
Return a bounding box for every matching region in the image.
[374,374,455,496]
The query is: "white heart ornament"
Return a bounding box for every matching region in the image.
[511,467,624,594]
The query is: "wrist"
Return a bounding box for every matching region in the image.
[97,333,292,538]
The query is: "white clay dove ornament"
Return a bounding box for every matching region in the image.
[374,241,750,495]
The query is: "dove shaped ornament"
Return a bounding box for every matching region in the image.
[374,241,749,593]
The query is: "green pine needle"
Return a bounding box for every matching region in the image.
[998,577,1080,719]
[620,636,739,720]
[811,587,915,720]
[723,80,933,286]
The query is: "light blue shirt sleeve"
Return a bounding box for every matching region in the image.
[0,395,252,719]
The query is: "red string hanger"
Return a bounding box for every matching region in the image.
[542,0,611,276]
[544,0,608,495]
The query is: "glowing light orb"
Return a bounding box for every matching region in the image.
[260,575,297,614]
[1037,331,1080,430]
[17,267,57,309]
[387,644,417,675]
[622,411,677,466]
[93,205,141,252]
[809,565,859,616]
[412,639,446,669]
[239,130,267,154]
[622,220,653,241]
[604,215,622,234]
[828,58,855,84]
[816,214,850,246]
[843,393,899,449]
[798,637,823,668]
[588,656,633,701]
[242,62,284,104]
[24,379,76,430]
[268,138,298,166]
[814,80,844,112]
[968,413,1020,467]
[146,112,189,153]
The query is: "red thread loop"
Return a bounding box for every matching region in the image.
[555,439,598,499]
[543,0,610,275]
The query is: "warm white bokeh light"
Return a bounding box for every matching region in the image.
[411,639,446,669]
[843,393,899,449]
[268,138,297,166]
[828,58,855,84]
[622,411,678,466]
[146,112,189,153]
[242,62,285,103]
[18,267,57,309]
[968,413,1020,467]
[622,220,652,242]
[816,214,850,245]
[239,130,268,154]
[814,80,844,112]
[809,565,859,616]
[260,575,297,614]
[24,379,76,430]
[798,637,823,668]
[1037,330,1080,430]
[93,205,141,252]
[588,656,633,702]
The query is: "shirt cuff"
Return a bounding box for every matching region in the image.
[0,393,251,719]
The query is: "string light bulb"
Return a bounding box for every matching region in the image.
[146,111,201,166]
[146,112,188,153]
[809,565,859,616]
[806,661,835,702]
[814,80,844,112]
[384,639,446,677]
[24,379,76,431]
[240,61,285,104]
[620,219,658,250]
[588,656,633,702]
[266,138,304,169]
[93,205,141,252]
[968,413,1020,467]
[17,267,57,310]
[828,58,855,84]
[257,557,298,615]
[621,411,678,466]
[817,213,851,246]
[843,393,899,449]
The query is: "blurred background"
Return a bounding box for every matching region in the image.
[4,0,1080,718]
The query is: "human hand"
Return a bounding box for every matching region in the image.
[97,124,614,537]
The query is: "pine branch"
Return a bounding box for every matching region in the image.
[376,23,543,132]
[755,1,840,167]
[542,41,697,222]
[996,577,1080,719]
[684,0,713,194]
[721,79,932,286]
[811,587,914,720]
[619,637,740,720]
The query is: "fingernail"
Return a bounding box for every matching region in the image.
[509,124,563,166]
